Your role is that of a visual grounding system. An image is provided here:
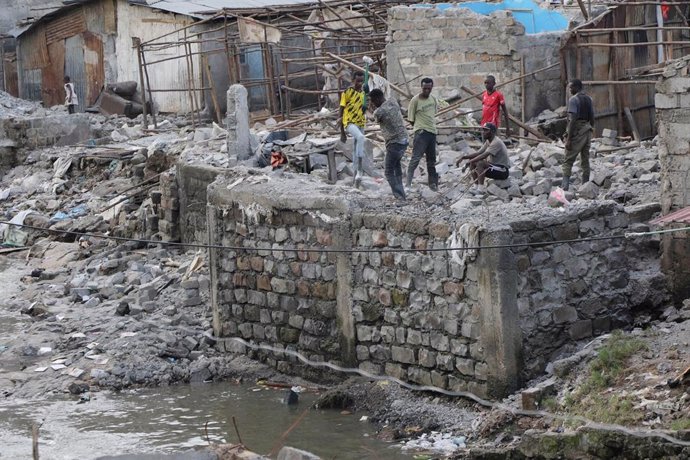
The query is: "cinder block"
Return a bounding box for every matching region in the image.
[655,93,679,109]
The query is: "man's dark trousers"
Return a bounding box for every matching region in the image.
[406,130,437,189]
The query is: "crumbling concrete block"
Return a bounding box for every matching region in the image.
[226,84,251,160]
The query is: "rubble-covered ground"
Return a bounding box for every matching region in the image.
[1,89,688,458]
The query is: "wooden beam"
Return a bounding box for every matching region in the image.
[624,107,641,142]
[576,0,589,20]
[325,52,411,99]
[577,41,690,47]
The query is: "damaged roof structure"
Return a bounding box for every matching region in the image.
[561,0,690,140]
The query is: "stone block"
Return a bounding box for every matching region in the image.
[655,93,679,109]
[385,362,406,380]
[288,315,304,329]
[391,345,415,364]
[419,348,437,368]
[455,357,474,376]
[408,367,432,386]
[553,306,578,324]
[356,345,369,360]
[407,329,422,345]
[569,319,592,340]
[369,344,391,361]
[277,446,321,460]
[430,332,450,351]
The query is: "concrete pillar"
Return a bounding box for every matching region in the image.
[656,65,690,303]
[226,84,251,160]
[477,227,522,398]
[334,222,356,367]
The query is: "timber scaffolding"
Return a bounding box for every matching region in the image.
[135,0,423,129]
[561,0,690,140]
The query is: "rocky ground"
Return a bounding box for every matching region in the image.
[0,89,687,458]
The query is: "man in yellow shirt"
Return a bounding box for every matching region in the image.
[407,78,447,191]
[339,71,367,187]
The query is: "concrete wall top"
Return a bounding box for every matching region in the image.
[207,172,353,217]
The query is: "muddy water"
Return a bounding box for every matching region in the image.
[0,382,413,459]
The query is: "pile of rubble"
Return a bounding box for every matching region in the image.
[0,90,49,118]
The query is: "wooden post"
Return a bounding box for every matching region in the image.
[624,107,641,142]
[182,32,196,126]
[134,37,148,130]
[311,39,322,111]
[326,52,411,99]
[397,57,412,101]
[283,57,291,117]
[576,0,589,20]
[140,43,157,128]
[223,13,234,84]
[204,55,222,123]
[520,55,526,137]
[185,29,201,123]
[261,42,274,114]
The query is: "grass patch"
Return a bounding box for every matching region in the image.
[670,418,690,431]
[562,330,647,425]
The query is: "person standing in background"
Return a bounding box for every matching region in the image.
[64,76,78,114]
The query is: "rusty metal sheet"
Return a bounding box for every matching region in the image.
[45,7,86,44]
[65,34,86,112]
[83,31,105,107]
[22,68,42,102]
[42,40,66,107]
[3,52,19,97]
[103,0,117,34]
[650,206,690,226]
[20,26,49,70]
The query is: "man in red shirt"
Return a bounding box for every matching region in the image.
[481,75,510,138]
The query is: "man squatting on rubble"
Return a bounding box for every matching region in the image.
[406,78,448,192]
[562,78,594,191]
[481,75,510,138]
[339,70,368,187]
[370,88,408,201]
[455,122,511,193]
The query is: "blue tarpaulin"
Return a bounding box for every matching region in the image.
[416,0,568,34]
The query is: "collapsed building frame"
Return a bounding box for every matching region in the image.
[136,0,419,128]
[561,1,690,140]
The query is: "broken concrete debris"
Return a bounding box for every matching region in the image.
[2,0,690,456]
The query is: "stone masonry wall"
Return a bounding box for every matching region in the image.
[207,179,355,382]
[349,213,494,397]
[656,56,690,302]
[208,176,667,397]
[156,169,180,242]
[386,5,563,122]
[177,163,223,244]
[0,113,91,149]
[512,202,666,378]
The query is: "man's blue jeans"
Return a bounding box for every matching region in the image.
[385,141,407,199]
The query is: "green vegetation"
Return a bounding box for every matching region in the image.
[561,330,647,425]
[670,418,690,431]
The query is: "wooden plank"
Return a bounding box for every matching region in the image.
[624,107,641,142]
[576,0,589,20]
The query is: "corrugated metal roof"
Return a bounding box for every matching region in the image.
[145,0,322,17]
[649,206,690,226]
[12,0,327,36]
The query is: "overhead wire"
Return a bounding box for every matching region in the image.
[0,221,687,254]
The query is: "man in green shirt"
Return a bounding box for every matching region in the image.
[406,78,447,191]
